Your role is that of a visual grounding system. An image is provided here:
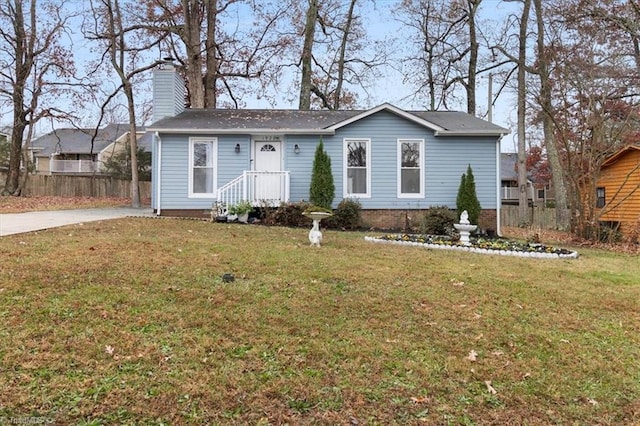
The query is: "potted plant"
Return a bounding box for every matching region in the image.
[228,200,253,223]
[211,202,228,222]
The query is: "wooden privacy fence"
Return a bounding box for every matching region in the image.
[21,174,151,199]
[501,205,557,229]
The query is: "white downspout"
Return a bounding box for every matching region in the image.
[496,137,502,236]
[155,132,162,216]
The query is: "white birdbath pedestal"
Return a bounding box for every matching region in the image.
[302,211,332,247]
[453,210,477,246]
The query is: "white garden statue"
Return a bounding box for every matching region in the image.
[454,210,477,246]
[460,210,470,224]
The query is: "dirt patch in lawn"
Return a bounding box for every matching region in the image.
[0,195,133,213]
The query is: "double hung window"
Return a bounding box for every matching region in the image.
[344,139,371,197]
[189,138,217,197]
[398,139,424,197]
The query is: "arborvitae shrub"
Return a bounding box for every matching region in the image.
[309,139,335,210]
[456,164,481,224]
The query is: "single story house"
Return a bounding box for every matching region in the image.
[30,124,151,175]
[596,144,640,234]
[500,152,552,206]
[147,62,509,232]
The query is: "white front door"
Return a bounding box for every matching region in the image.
[255,140,282,172]
[253,140,282,203]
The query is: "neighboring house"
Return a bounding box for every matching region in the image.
[147,62,509,232]
[31,124,148,175]
[596,144,640,234]
[500,152,552,206]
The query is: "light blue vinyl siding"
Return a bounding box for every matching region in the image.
[324,110,497,209]
[285,135,321,203]
[152,68,185,123]
[424,136,497,209]
[157,134,250,209]
[155,110,499,211]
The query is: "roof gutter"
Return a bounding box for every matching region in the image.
[433,130,510,137]
[145,128,336,135]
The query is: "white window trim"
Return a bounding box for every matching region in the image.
[343,138,371,198]
[397,138,424,198]
[188,137,218,198]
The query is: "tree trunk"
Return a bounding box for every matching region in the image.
[299,0,317,110]
[465,0,480,115]
[534,0,570,230]
[125,82,141,208]
[3,0,31,196]
[182,0,205,108]
[333,0,357,110]
[204,0,218,108]
[517,0,532,224]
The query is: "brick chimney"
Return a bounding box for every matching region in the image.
[152,57,186,123]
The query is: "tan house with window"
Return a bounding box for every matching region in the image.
[597,144,640,234]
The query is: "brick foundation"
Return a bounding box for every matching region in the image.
[158,207,499,233]
[159,209,212,219]
[360,209,498,232]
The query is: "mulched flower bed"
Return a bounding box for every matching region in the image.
[365,234,579,259]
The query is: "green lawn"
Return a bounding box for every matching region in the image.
[1,218,639,424]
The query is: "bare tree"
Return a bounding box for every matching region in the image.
[545,0,640,235]
[530,0,571,230]
[85,0,164,207]
[141,0,291,109]
[295,0,386,110]
[516,0,533,223]
[299,0,318,110]
[394,0,468,110]
[395,0,485,114]
[0,0,75,195]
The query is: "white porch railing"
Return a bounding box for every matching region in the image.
[501,186,534,200]
[217,171,290,208]
[50,159,99,173]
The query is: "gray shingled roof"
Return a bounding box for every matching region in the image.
[501,152,518,181]
[32,124,142,157]
[501,152,540,183]
[148,104,509,136]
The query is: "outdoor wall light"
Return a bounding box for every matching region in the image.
[294,144,300,154]
[235,143,241,153]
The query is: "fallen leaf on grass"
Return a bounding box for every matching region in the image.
[587,398,598,406]
[105,345,115,355]
[485,380,497,394]
[450,279,465,287]
[466,350,478,361]
[410,396,430,404]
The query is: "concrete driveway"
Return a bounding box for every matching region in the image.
[0,207,155,237]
